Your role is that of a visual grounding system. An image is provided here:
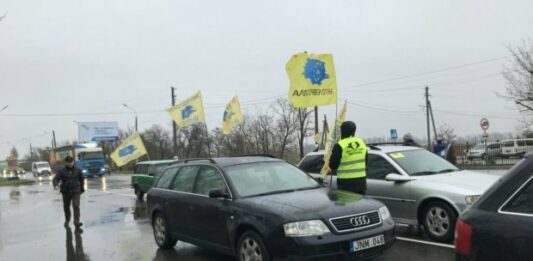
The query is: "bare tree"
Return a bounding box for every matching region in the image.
[142,124,172,160]
[437,123,457,142]
[503,41,533,112]
[272,98,298,158]
[296,108,313,159]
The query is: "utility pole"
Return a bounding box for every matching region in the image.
[171,87,178,156]
[52,130,57,149]
[429,102,438,139]
[425,87,431,150]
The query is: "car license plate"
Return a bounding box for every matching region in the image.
[349,235,385,253]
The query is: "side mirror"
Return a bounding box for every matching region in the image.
[385,173,411,182]
[209,189,229,199]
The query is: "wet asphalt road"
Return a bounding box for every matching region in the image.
[0,170,505,261]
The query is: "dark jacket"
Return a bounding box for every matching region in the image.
[53,166,85,194]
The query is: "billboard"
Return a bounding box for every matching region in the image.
[78,122,119,143]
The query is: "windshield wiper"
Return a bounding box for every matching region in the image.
[294,185,322,191]
[437,169,459,174]
[250,189,298,197]
[248,186,321,198]
[410,171,437,176]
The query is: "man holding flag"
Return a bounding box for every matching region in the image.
[328,121,368,194]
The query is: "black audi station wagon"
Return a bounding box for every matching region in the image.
[147,156,395,260]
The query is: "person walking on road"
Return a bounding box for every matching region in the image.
[328,121,368,194]
[53,156,85,228]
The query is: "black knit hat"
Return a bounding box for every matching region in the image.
[340,121,356,138]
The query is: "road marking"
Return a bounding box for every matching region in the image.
[88,189,136,198]
[396,237,455,249]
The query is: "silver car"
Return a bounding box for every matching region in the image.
[298,145,499,243]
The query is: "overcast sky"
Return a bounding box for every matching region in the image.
[1,0,532,157]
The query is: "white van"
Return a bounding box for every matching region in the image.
[501,138,533,157]
[32,161,52,177]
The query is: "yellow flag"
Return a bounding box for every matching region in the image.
[321,100,347,177]
[223,96,243,135]
[167,91,206,129]
[286,52,338,108]
[110,133,148,167]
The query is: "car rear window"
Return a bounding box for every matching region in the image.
[501,177,533,215]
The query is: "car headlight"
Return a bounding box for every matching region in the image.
[284,220,331,237]
[465,195,481,206]
[379,206,391,220]
[101,168,105,172]
[82,169,87,173]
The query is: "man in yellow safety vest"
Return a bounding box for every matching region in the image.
[328,121,368,194]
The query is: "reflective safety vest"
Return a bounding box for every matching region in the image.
[337,137,367,179]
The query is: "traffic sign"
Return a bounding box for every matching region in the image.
[390,129,398,141]
[480,118,489,130]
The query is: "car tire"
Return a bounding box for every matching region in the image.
[152,213,177,249]
[237,231,271,261]
[422,201,457,243]
[135,186,144,201]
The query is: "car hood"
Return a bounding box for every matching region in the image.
[413,170,499,195]
[240,188,383,221]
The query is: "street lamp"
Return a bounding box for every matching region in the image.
[122,103,138,132]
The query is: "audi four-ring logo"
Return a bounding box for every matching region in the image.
[350,215,371,227]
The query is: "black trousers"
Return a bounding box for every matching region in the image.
[337,177,367,194]
[62,193,81,224]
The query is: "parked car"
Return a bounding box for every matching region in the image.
[466,143,501,160]
[32,161,52,177]
[455,154,533,261]
[299,145,499,242]
[16,167,26,175]
[131,160,179,200]
[147,156,396,260]
[501,138,533,158]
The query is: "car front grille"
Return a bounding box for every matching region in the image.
[89,168,100,174]
[329,211,381,233]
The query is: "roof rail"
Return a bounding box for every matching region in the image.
[366,142,404,146]
[183,158,216,164]
[241,154,278,158]
[368,145,381,151]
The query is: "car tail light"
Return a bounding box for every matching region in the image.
[455,219,473,256]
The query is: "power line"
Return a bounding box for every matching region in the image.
[345,72,502,94]
[343,55,510,89]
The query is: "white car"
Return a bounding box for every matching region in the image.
[298,144,499,242]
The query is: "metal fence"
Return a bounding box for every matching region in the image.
[453,143,523,167]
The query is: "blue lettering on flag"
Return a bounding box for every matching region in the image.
[304,58,329,85]
[119,145,137,157]
[182,105,196,119]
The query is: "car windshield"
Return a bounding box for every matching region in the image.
[36,163,49,168]
[225,162,320,197]
[388,149,460,176]
[78,152,104,160]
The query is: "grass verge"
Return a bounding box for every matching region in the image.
[0,177,35,186]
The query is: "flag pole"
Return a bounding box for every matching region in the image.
[139,132,151,161]
[330,101,338,190]
[204,123,212,158]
